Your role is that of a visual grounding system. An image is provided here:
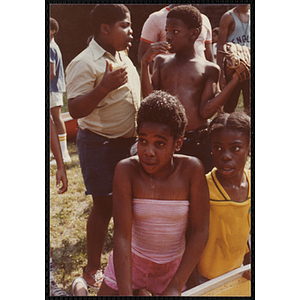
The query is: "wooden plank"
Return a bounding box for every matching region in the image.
[182,264,251,296]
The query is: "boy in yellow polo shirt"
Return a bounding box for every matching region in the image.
[187,111,251,288]
[66,4,140,290]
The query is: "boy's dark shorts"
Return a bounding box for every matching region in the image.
[77,128,136,197]
[178,124,214,174]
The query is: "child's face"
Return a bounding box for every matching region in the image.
[106,12,133,52]
[165,18,195,53]
[137,122,181,176]
[212,32,218,44]
[50,29,56,40]
[211,128,250,179]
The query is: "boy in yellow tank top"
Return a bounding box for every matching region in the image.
[187,111,251,288]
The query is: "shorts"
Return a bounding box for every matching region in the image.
[50,91,64,109]
[76,128,136,197]
[104,251,182,295]
[178,124,214,174]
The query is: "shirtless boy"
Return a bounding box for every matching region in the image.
[141,5,243,173]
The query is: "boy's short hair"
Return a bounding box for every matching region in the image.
[50,17,59,34]
[137,90,187,139]
[213,27,219,34]
[167,5,202,33]
[90,4,129,36]
[209,111,251,141]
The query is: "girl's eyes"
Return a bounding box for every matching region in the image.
[165,29,179,34]
[213,146,222,151]
[213,146,241,152]
[156,141,166,148]
[138,139,165,148]
[233,146,240,152]
[138,138,146,145]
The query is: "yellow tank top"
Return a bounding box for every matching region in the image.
[198,168,251,279]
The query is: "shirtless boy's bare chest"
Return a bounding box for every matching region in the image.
[159,59,206,103]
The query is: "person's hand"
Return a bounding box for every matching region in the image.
[99,60,128,95]
[242,269,251,280]
[231,71,240,83]
[142,41,171,64]
[56,168,68,194]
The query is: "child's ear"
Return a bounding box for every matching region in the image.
[190,27,200,40]
[174,136,184,152]
[100,23,110,35]
[50,29,56,37]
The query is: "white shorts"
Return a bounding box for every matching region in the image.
[50,92,63,109]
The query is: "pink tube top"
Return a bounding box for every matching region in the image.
[131,198,189,264]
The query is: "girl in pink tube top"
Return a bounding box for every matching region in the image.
[97,90,210,296]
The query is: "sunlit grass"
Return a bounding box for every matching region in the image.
[50,142,113,295]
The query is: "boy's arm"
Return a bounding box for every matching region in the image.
[50,118,68,194]
[243,249,251,265]
[217,13,232,89]
[50,62,56,82]
[162,158,210,296]
[199,64,240,119]
[68,60,128,119]
[140,42,170,98]
[112,160,134,295]
[243,233,251,265]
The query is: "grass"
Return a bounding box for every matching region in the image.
[50,142,113,296]
[61,92,68,113]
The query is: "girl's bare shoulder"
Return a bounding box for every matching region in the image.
[174,154,205,173]
[116,155,140,173]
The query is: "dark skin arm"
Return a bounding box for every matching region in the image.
[50,118,68,194]
[50,62,56,83]
[217,12,233,89]
[68,60,128,119]
[243,250,251,265]
[243,235,251,265]
[199,64,240,119]
[140,41,170,98]
[161,159,210,296]
[112,160,134,295]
